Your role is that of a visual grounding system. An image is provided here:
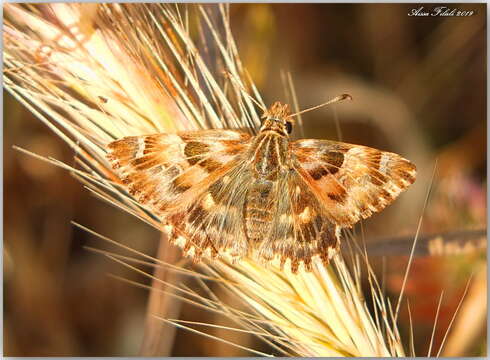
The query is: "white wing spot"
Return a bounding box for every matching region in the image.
[136,137,145,158]
[379,153,391,174]
[202,192,216,210]
[299,206,311,223]
[174,236,186,247]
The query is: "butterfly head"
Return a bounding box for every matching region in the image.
[260,101,293,135]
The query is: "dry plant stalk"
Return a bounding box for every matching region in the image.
[4,3,407,356]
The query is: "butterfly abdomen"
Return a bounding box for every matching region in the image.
[244,132,290,245]
[244,179,276,245]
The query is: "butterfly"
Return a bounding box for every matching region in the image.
[106,98,416,273]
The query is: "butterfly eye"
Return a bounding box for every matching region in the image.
[286,121,293,134]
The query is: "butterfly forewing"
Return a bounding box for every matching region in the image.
[107,130,251,215]
[291,139,417,227]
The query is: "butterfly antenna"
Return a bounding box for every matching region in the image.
[288,93,352,118]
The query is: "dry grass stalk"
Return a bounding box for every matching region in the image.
[4,3,407,356]
[441,263,486,356]
[139,237,182,355]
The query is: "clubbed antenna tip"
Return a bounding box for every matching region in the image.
[289,93,353,118]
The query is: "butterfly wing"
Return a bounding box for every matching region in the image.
[107,129,252,216]
[256,170,340,273]
[255,139,416,273]
[107,129,254,262]
[290,139,417,227]
[165,161,253,262]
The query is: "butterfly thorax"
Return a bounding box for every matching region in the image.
[251,101,292,179]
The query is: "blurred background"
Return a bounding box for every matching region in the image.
[4,3,486,356]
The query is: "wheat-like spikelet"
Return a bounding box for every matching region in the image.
[4,3,406,356]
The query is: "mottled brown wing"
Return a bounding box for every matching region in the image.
[165,161,253,262]
[290,139,416,228]
[106,129,251,216]
[256,171,340,274]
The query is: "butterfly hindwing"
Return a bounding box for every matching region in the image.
[256,170,339,273]
[291,139,416,227]
[165,161,253,262]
